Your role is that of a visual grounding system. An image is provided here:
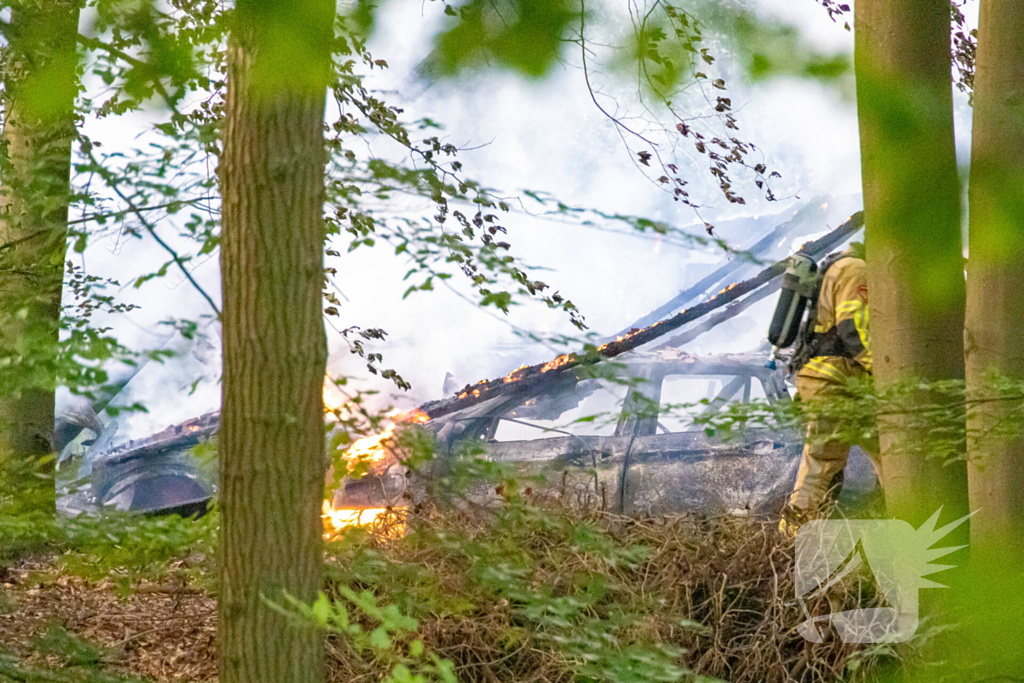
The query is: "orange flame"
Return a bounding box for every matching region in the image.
[503,364,529,383]
[597,327,650,352]
[322,407,428,536]
[342,408,430,466]
[322,501,406,539]
[541,354,573,373]
[324,375,346,416]
[345,423,397,465]
[400,408,431,424]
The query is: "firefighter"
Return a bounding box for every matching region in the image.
[780,243,875,535]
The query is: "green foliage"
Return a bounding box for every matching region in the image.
[0,0,80,124]
[615,2,718,101]
[0,626,142,683]
[312,476,709,683]
[56,507,218,585]
[84,0,220,113]
[63,0,622,405]
[303,423,716,681]
[324,28,590,332]
[0,498,64,559]
[690,373,981,468]
[270,588,458,683]
[30,625,109,669]
[0,0,797,422]
[427,0,851,87]
[341,0,380,41]
[235,0,336,96]
[0,453,63,556]
[699,4,852,84]
[402,0,858,223]
[428,0,581,78]
[0,3,1011,681]
[0,501,217,587]
[308,478,904,682]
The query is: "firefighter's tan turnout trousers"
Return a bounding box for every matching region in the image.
[787,374,878,513]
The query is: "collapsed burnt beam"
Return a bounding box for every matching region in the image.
[612,197,830,337]
[654,283,782,351]
[420,212,864,420]
[653,214,863,351]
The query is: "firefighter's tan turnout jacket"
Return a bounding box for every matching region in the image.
[796,252,871,383]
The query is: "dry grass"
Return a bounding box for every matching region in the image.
[324,500,898,683]
[0,502,897,683]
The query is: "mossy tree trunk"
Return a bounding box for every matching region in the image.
[854,0,970,531]
[0,0,82,512]
[218,1,334,682]
[964,0,1024,562]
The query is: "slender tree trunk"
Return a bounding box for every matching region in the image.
[854,0,970,530]
[0,0,81,512]
[964,0,1024,561]
[218,2,334,682]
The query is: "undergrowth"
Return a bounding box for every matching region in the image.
[2,453,217,588]
[0,625,143,683]
[0,448,903,683]
[311,497,899,683]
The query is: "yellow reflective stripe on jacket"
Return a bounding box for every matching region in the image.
[795,251,871,383]
[803,357,846,382]
[854,304,871,371]
[836,299,872,371]
[836,300,861,317]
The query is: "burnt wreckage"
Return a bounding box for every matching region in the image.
[56,199,879,517]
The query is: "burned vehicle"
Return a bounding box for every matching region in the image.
[55,329,221,517]
[332,347,879,519]
[57,198,879,521]
[332,202,879,520]
[57,410,218,516]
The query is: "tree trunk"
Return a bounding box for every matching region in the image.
[964,0,1024,561]
[218,2,334,682]
[0,0,82,512]
[854,0,970,530]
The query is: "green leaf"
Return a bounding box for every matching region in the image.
[369,626,391,650]
[311,594,333,627]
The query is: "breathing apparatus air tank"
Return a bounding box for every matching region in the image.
[768,252,818,349]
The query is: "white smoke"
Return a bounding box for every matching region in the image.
[59,0,980,443]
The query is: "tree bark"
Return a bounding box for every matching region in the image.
[964,0,1024,561]
[218,2,334,682]
[0,0,82,512]
[854,0,970,530]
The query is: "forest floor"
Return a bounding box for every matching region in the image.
[0,505,905,683]
[0,557,216,682]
